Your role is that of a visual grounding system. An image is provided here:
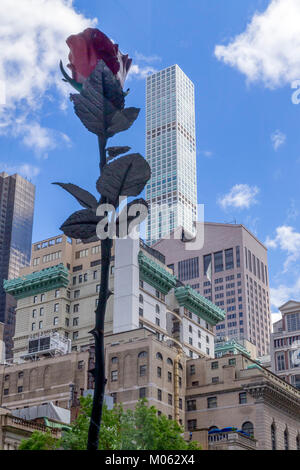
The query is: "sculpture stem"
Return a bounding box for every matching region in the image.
[87,136,112,451]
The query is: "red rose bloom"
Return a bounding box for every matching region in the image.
[66,28,132,89]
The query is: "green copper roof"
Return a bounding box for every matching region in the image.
[215,339,251,358]
[175,285,226,326]
[138,251,177,294]
[3,263,69,300]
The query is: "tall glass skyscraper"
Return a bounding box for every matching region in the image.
[0,172,35,357]
[145,65,197,245]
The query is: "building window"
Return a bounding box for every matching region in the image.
[73,331,78,340]
[73,318,79,326]
[211,361,218,370]
[225,248,234,270]
[139,308,143,317]
[167,358,173,366]
[157,367,162,378]
[78,361,84,370]
[31,322,36,331]
[32,309,37,318]
[229,358,236,366]
[139,294,143,304]
[203,254,212,278]
[55,289,60,298]
[156,352,163,361]
[284,428,289,450]
[138,351,148,359]
[65,318,69,327]
[156,318,160,326]
[271,423,276,450]
[73,304,79,313]
[212,377,219,384]
[242,421,254,437]
[214,251,223,273]
[53,317,58,326]
[66,304,70,313]
[39,321,43,329]
[187,400,196,411]
[190,364,195,375]
[187,420,197,431]
[74,290,80,299]
[168,394,173,405]
[111,370,118,382]
[4,388,9,396]
[239,392,247,404]
[40,307,44,316]
[18,386,23,393]
[54,303,59,312]
[276,353,285,371]
[157,389,162,401]
[18,372,23,379]
[155,304,160,314]
[207,397,217,409]
[168,371,172,382]
[178,257,199,281]
[296,434,300,451]
[139,365,147,377]
[33,296,37,304]
[139,387,147,399]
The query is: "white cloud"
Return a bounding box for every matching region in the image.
[218,184,260,210]
[134,52,162,64]
[0,162,40,178]
[270,276,300,309]
[214,0,300,88]
[0,0,96,154]
[265,225,300,269]
[128,64,157,80]
[199,150,213,158]
[271,130,286,150]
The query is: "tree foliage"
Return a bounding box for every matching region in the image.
[18,396,201,451]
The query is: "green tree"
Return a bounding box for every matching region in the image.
[19,396,201,451]
[18,430,60,450]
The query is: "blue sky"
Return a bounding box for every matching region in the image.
[1,0,300,318]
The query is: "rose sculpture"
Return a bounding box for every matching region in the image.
[55,28,151,451]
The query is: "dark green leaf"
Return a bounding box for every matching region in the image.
[60,209,102,240]
[53,183,98,210]
[106,146,131,162]
[96,154,151,206]
[70,61,124,137]
[106,108,140,138]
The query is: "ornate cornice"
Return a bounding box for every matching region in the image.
[243,380,300,418]
[215,339,251,358]
[3,263,69,300]
[138,251,177,294]
[175,286,226,326]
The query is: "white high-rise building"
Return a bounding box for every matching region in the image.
[145,65,197,245]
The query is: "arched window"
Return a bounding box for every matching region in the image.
[138,351,148,359]
[271,422,276,450]
[284,427,289,450]
[178,362,183,370]
[156,352,163,361]
[167,358,173,366]
[156,305,160,314]
[139,294,143,304]
[242,421,254,437]
[296,434,300,451]
[111,357,118,364]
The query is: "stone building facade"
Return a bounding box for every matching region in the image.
[271,300,300,390]
[155,223,271,356]
[185,353,300,450]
